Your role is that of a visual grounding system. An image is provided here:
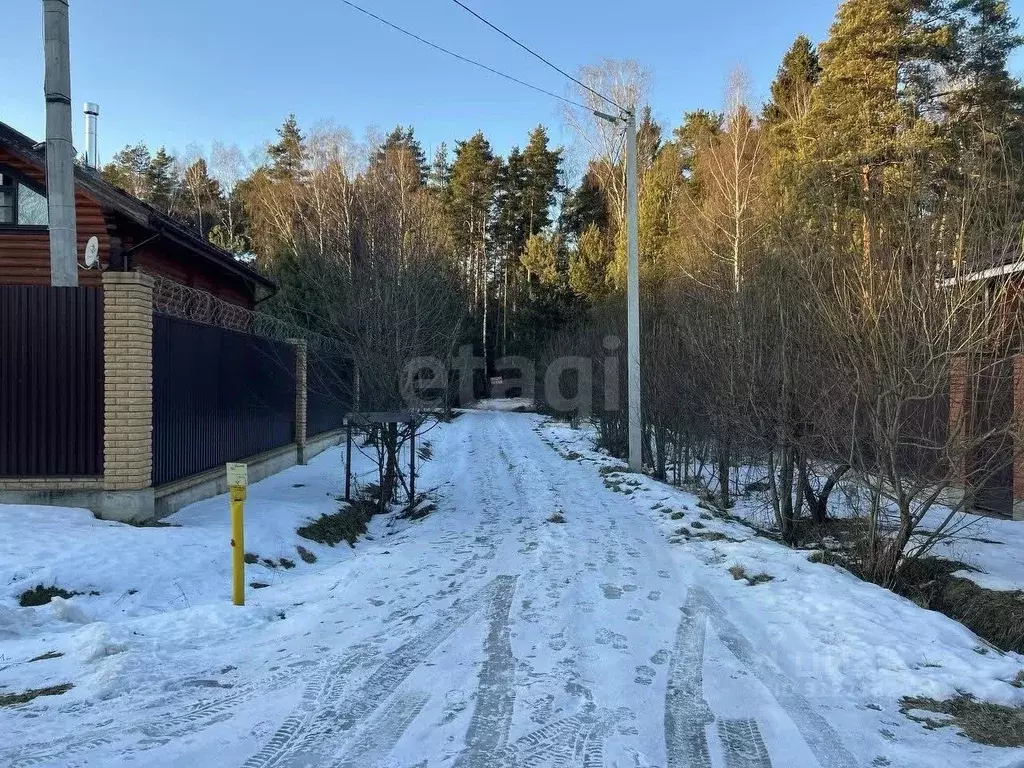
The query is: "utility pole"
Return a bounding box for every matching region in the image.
[624,111,641,472]
[43,0,78,287]
[595,108,642,472]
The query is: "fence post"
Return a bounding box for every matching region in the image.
[289,338,308,464]
[1013,356,1024,521]
[102,271,154,497]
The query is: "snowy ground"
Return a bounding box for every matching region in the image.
[2,407,1024,767]
[686,453,1024,594]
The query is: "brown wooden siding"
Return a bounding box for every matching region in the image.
[0,147,259,307]
[0,147,110,287]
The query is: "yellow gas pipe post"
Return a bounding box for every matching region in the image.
[230,486,246,605]
[227,463,248,606]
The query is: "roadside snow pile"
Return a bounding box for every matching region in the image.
[536,416,1024,713]
[0,440,393,639]
[0,423,460,717]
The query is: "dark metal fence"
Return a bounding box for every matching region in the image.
[0,287,104,476]
[306,351,353,437]
[152,314,296,486]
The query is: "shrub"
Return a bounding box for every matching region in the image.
[18,585,78,607]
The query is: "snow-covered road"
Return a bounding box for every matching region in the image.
[3,409,1023,767]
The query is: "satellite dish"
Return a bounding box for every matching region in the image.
[84,236,99,268]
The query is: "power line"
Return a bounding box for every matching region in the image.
[338,0,593,112]
[448,0,627,114]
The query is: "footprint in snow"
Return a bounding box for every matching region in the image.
[650,649,670,665]
[634,665,656,685]
[601,584,623,599]
[627,608,643,622]
[595,628,628,650]
[647,590,662,601]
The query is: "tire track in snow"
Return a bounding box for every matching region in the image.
[331,691,430,768]
[689,586,858,768]
[242,575,517,768]
[461,711,611,768]
[3,659,333,768]
[718,718,772,768]
[665,594,714,768]
[452,569,518,767]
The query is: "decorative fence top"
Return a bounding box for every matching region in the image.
[147,272,343,353]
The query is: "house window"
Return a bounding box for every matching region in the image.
[0,169,49,227]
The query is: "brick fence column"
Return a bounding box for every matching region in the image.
[948,356,969,488]
[289,338,308,463]
[102,271,154,491]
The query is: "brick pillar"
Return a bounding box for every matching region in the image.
[102,271,154,492]
[290,339,308,463]
[948,356,969,487]
[1014,356,1024,520]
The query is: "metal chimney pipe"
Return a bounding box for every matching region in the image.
[83,102,99,169]
[43,0,78,286]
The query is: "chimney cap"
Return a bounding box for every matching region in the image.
[83,102,99,115]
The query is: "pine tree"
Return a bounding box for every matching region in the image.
[102,142,153,199]
[673,110,722,200]
[429,142,451,190]
[374,126,429,187]
[177,157,224,237]
[520,232,561,285]
[810,0,952,263]
[267,114,306,181]
[812,0,950,173]
[945,0,1024,135]
[491,148,527,257]
[636,106,663,171]
[520,125,563,236]
[568,224,611,301]
[446,132,498,374]
[146,147,177,213]
[446,132,498,267]
[763,35,821,126]
[560,168,608,242]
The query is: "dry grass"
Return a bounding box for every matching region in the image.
[901,695,1024,747]
[0,683,73,708]
[28,651,64,663]
[729,564,774,586]
[895,558,1024,654]
[297,498,378,548]
[296,545,317,564]
[693,530,736,542]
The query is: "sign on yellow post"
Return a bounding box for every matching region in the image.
[227,463,248,606]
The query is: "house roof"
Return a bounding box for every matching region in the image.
[0,121,276,297]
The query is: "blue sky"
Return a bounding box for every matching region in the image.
[2,1,861,171]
